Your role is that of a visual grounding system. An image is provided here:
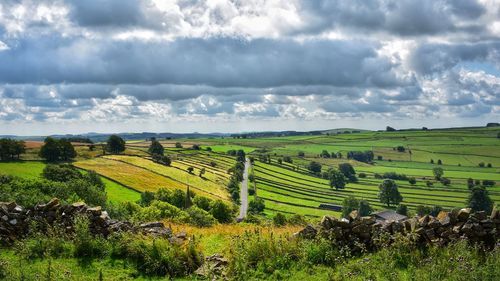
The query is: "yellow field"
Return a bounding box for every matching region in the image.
[75,156,230,201]
[102,155,230,200]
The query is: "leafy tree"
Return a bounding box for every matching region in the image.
[0,139,26,160]
[437,159,442,165]
[478,162,485,167]
[358,200,372,216]
[210,161,217,167]
[175,142,183,148]
[39,137,61,162]
[297,151,305,157]
[408,177,417,185]
[106,135,125,154]
[283,156,293,163]
[248,198,265,214]
[187,166,194,174]
[378,179,403,207]
[170,189,187,209]
[328,168,347,190]
[467,187,493,213]
[148,140,164,155]
[42,164,81,182]
[308,161,322,174]
[209,200,234,223]
[140,191,155,206]
[236,150,246,163]
[320,150,330,158]
[277,158,283,164]
[338,163,357,182]
[440,177,451,186]
[59,138,77,161]
[430,159,434,164]
[192,144,201,150]
[396,146,406,152]
[433,167,444,180]
[416,205,431,216]
[193,196,212,211]
[396,204,408,216]
[341,196,359,217]
[467,178,475,189]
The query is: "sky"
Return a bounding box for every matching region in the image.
[0,0,499,135]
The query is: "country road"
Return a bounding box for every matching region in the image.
[238,158,250,221]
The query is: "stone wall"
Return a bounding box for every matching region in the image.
[0,198,180,245]
[296,207,500,248]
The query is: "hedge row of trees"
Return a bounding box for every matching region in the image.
[39,137,77,162]
[0,139,25,160]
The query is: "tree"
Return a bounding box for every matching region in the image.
[320,150,330,158]
[39,137,61,162]
[249,198,265,214]
[192,144,201,150]
[416,205,431,216]
[106,135,125,154]
[175,142,183,148]
[386,126,396,132]
[378,179,403,207]
[328,168,347,190]
[467,178,475,189]
[338,163,357,182]
[199,167,206,177]
[408,177,417,185]
[358,200,372,216]
[433,167,444,180]
[148,140,164,155]
[307,161,322,174]
[210,200,233,223]
[273,213,287,226]
[283,156,292,163]
[297,151,305,157]
[467,187,494,213]
[396,204,408,216]
[187,166,194,174]
[342,196,359,217]
[59,139,77,161]
[139,191,155,206]
[437,159,442,165]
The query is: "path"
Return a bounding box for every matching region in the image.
[238,158,250,221]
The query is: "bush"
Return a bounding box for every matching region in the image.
[478,162,485,167]
[358,173,367,178]
[482,180,496,187]
[137,200,187,222]
[193,196,212,211]
[487,163,492,168]
[248,198,265,214]
[383,172,408,181]
[408,177,416,185]
[115,236,202,277]
[440,177,451,186]
[0,258,5,279]
[426,181,434,187]
[209,200,234,223]
[186,206,217,227]
[273,213,287,226]
[16,226,73,260]
[374,173,383,179]
[396,204,408,216]
[73,216,109,260]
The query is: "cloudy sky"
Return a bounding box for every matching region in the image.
[0,0,499,135]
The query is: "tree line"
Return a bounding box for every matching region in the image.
[0,139,26,161]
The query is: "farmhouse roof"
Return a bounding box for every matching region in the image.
[372,210,407,222]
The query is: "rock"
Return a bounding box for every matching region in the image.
[471,211,487,221]
[338,218,350,228]
[320,216,337,230]
[419,215,430,227]
[8,219,17,225]
[139,221,164,228]
[428,217,441,229]
[457,208,471,222]
[87,206,102,216]
[360,216,376,225]
[436,211,449,221]
[491,205,499,220]
[348,210,359,221]
[45,198,60,210]
[439,215,451,227]
[296,224,317,239]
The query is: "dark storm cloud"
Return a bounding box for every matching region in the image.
[0,36,407,88]
[298,0,487,36]
[410,41,500,75]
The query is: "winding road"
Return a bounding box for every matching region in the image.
[238,158,251,221]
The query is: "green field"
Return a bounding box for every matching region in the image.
[1,127,499,218]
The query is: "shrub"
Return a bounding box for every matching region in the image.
[193,196,212,211]
[440,177,451,186]
[487,163,492,168]
[248,198,265,214]
[342,196,359,218]
[210,161,217,167]
[426,181,434,187]
[137,200,187,222]
[287,214,307,226]
[482,180,496,187]
[186,206,217,227]
[73,216,109,260]
[374,173,383,179]
[209,200,234,223]
[408,177,416,185]
[248,188,255,196]
[478,162,485,167]
[396,204,408,216]
[0,258,5,279]
[175,142,183,148]
[437,159,442,165]
[140,191,155,206]
[358,173,367,178]
[273,213,287,226]
[383,172,408,181]
[117,237,202,277]
[307,161,322,174]
[16,226,73,260]
[416,205,431,216]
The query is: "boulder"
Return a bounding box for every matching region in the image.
[457,208,471,222]
[320,216,337,230]
[295,224,317,239]
[139,221,165,228]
